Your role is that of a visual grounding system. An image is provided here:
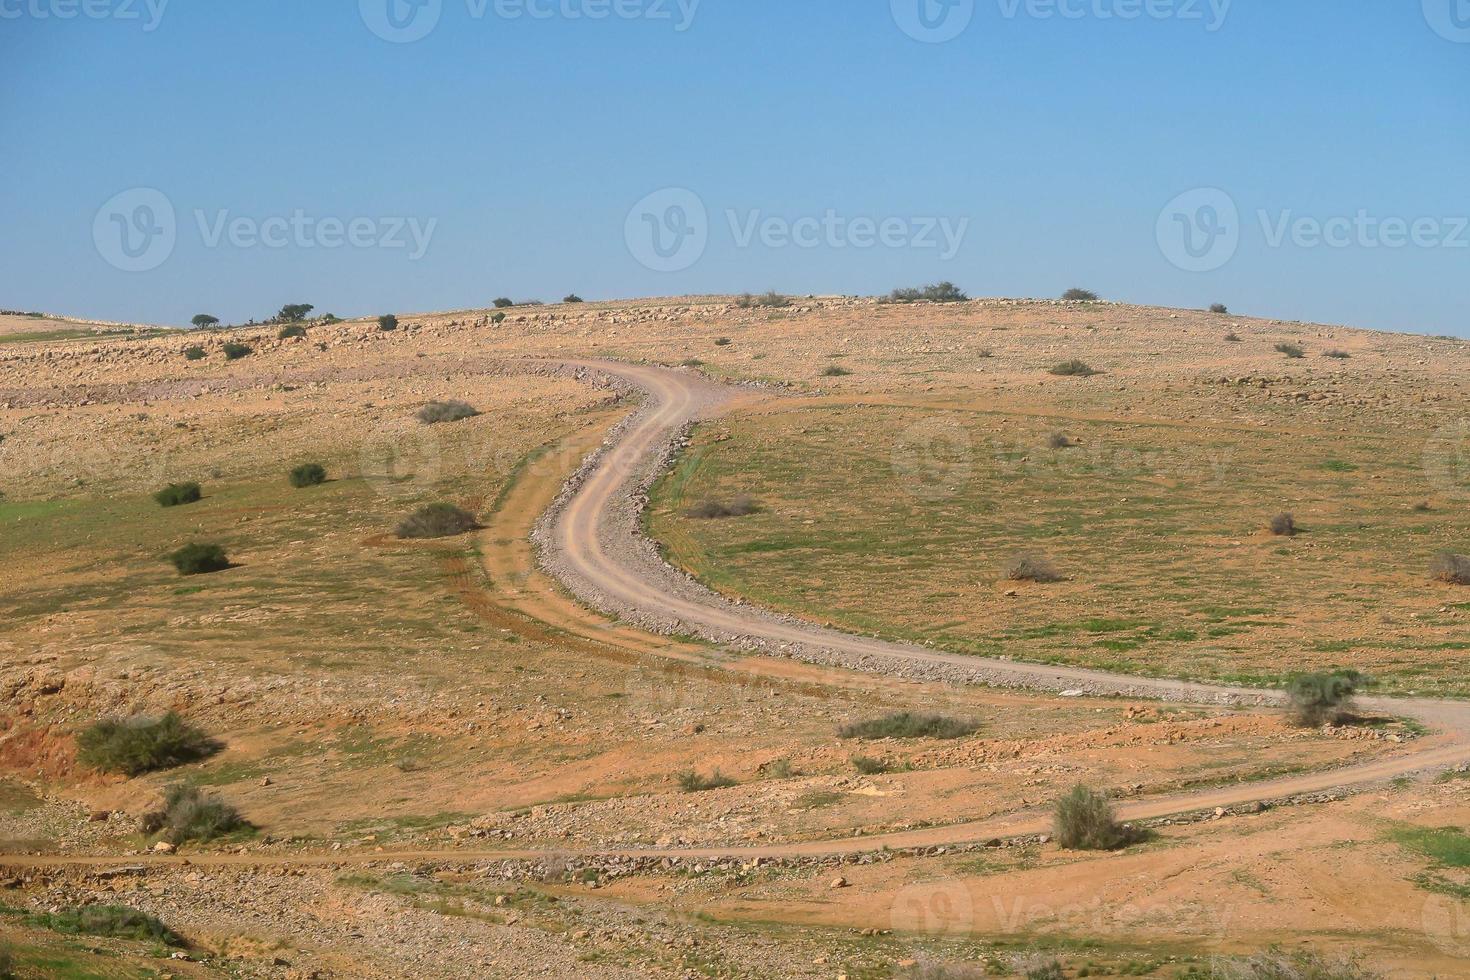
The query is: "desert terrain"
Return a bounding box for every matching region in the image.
[2,295,1469,978]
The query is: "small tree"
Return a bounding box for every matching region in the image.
[191,314,219,329]
[1209,303,1228,314]
[1285,671,1363,726]
[289,463,327,488]
[563,294,584,303]
[276,303,314,323]
[277,325,306,339]
[493,297,515,309]
[222,341,252,360]
[154,482,202,507]
[378,314,399,332]
[1053,784,1129,850]
[1062,288,1099,302]
[169,543,230,576]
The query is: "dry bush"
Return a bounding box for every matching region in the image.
[1046,432,1073,449]
[1210,303,1229,314]
[1275,342,1305,359]
[278,324,307,339]
[1224,332,1242,342]
[1206,949,1381,979]
[395,503,479,540]
[1049,359,1099,377]
[678,770,737,792]
[851,755,891,774]
[1432,552,1470,585]
[1324,349,1351,359]
[26,905,184,947]
[686,495,758,519]
[1053,784,1130,850]
[76,713,220,776]
[822,364,853,377]
[734,291,791,309]
[416,400,480,424]
[1062,288,1099,301]
[839,713,979,740]
[1269,513,1297,536]
[142,785,247,844]
[1006,553,1062,583]
[1285,671,1363,727]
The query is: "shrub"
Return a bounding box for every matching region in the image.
[184,345,207,360]
[886,282,968,304]
[735,291,792,309]
[28,905,184,947]
[1413,500,1433,513]
[839,713,979,740]
[1062,288,1099,302]
[563,294,583,303]
[1324,349,1351,359]
[1018,959,1066,980]
[1053,784,1130,850]
[678,770,737,792]
[714,337,733,346]
[851,755,891,775]
[1224,332,1242,342]
[416,400,481,424]
[686,496,758,519]
[491,312,507,324]
[1046,432,1073,449]
[143,784,247,845]
[822,365,853,377]
[493,297,515,308]
[277,325,307,339]
[168,543,230,575]
[1049,359,1099,377]
[1431,551,1470,585]
[153,481,202,507]
[1285,670,1363,727]
[1275,342,1305,359]
[275,304,313,322]
[191,314,219,329]
[222,341,252,361]
[0,945,12,980]
[1209,303,1229,314]
[1207,949,1381,980]
[1006,553,1062,583]
[289,463,327,488]
[378,314,399,332]
[76,712,220,776]
[681,358,704,368]
[396,503,479,540]
[1269,512,1297,536]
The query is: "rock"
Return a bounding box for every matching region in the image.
[153,841,176,854]
[830,876,848,889]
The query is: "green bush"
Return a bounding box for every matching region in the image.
[491,312,507,324]
[143,784,247,845]
[677,770,737,792]
[1053,784,1130,850]
[885,282,968,304]
[289,463,327,488]
[851,755,891,775]
[1209,303,1229,314]
[168,543,230,575]
[277,325,307,339]
[839,713,979,740]
[493,297,515,308]
[1285,670,1364,727]
[1062,288,1099,301]
[27,905,184,947]
[76,712,220,776]
[1432,551,1470,585]
[1275,342,1305,359]
[563,294,584,304]
[417,400,481,424]
[396,503,479,540]
[1049,359,1100,377]
[822,365,853,377]
[222,341,252,360]
[191,314,219,329]
[184,345,207,361]
[153,482,202,507]
[378,314,399,332]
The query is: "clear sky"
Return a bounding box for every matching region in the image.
[2,1,1466,334]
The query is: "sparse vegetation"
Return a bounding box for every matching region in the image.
[1203,949,1381,980]
[839,712,979,740]
[1275,343,1305,359]
[1018,958,1066,980]
[222,341,252,360]
[378,314,399,332]
[142,784,247,845]
[289,463,327,488]
[1324,349,1351,359]
[686,496,759,519]
[1062,288,1099,302]
[714,336,732,346]
[153,481,202,507]
[735,291,791,309]
[1285,670,1364,727]
[1224,331,1242,342]
[76,712,221,776]
[26,905,184,947]
[1006,553,1062,583]
[1269,513,1297,537]
[563,294,583,303]
[493,297,515,308]
[822,365,853,377]
[395,503,479,540]
[169,542,230,575]
[1209,304,1228,314]
[1053,784,1131,850]
[677,770,737,792]
[1431,551,1470,585]
[885,282,968,304]
[1046,432,1073,449]
[1413,500,1433,513]
[1049,359,1099,377]
[277,324,306,339]
[416,400,480,424]
[184,345,207,360]
[851,755,891,775]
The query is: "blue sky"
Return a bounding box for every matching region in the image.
[2,1,1466,334]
